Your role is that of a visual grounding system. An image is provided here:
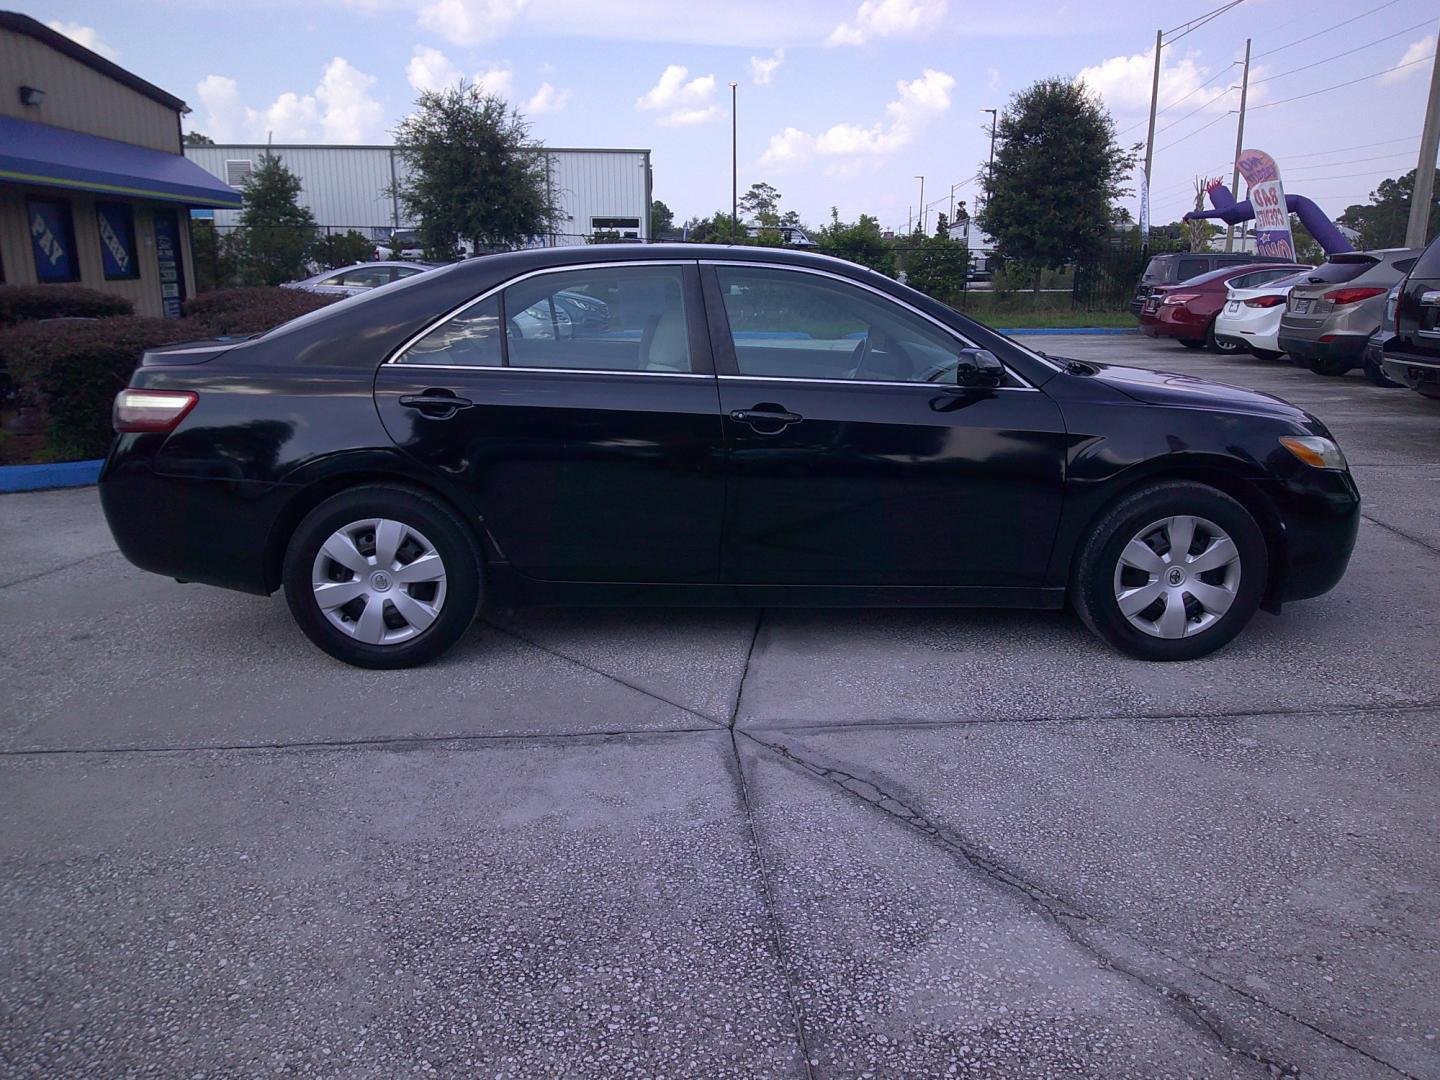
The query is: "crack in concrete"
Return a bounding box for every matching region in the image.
[0,725,720,758]
[479,619,728,728]
[742,731,1422,1080]
[0,549,117,590]
[1361,513,1440,557]
[724,610,817,1080]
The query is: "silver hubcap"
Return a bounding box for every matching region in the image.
[1112,515,1241,640]
[311,518,447,645]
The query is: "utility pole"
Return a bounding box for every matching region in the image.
[915,176,926,233]
[982,109,997,217]
[730,81,738,243]
[948,182,957,224]
[1405,25,1440,248]
[1142,28,1162,256]
[1225,38,1251,253]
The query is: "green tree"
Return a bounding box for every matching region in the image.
[739,182,782,224]
[687,211,748,244]
[234,153,317,286]
[814,208,895,276]
[650,199,675,237]
[312,229,378,269]
[183,130,216,146]
[391,82,561,258]
[1339,171,1440,250]
[904,234,970,303]
[934,211,949,238]
[979,77,1136,284]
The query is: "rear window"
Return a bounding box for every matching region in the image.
[1140,257,1168,284]
[1176,257,1209,282]
[1299,259,1375,285]
[1415,235,1440,278]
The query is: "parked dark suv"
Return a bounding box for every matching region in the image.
[1131,252,1296,316]
[1381,232,1440,400]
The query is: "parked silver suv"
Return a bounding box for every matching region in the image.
[1278,249,1419,376]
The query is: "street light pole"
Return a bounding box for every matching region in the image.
[729,81,738,243]
[915,175,925,233]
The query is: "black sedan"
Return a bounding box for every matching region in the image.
[100,245,1360,668]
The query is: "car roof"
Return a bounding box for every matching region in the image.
[1179,262,1308,286]
[433,243,889,283]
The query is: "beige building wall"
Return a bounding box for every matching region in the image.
[0,185,196,318]
[0,28,180,154]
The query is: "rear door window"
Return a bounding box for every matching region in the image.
[395,296,504,368]
[503,266,693,373]
[1177,257,1209,282]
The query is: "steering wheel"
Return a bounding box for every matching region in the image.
[849,326,915,381]
[846,335,871,379]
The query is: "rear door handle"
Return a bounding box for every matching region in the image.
[399,391,474,417]
[730,408,803,429]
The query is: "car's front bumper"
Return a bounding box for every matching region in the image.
[1268,466,1360,606]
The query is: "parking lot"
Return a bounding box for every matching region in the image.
[2,334,1438,1078]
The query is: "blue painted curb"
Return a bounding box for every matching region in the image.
[0,458,104,493]
[998,327,1138,335]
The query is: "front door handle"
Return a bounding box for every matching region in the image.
[730,406,803,433]
[399,390,474,418]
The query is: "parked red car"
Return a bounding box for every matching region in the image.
[1139,262,1309,353]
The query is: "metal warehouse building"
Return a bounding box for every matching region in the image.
[184,144,653,245]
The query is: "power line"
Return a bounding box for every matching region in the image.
[1286,150,1421,173]
[1252,0,1403,59]
[1163,0,1246,48]
[1278,135,1420,160]
[1156,111,1235,153]
[1249,18,1438,87]
[1249,53,1435,110]
[1154,85,1235,136]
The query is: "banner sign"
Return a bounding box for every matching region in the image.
[97,203,138,280]
[29,200,75,283]
[1236,148,1295,259]
[152,209,186,319]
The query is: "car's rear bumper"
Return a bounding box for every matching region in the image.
[1138,307,1207,341]
[1380,349,1440,397]
[1277,332,1367,362]
[99,439,286,596]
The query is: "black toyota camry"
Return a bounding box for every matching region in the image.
[99,244,1360,668]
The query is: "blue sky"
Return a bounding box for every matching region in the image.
[32,0,1440,233]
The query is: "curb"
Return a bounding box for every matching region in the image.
[0,459,105,493]
[999,327,1137,335]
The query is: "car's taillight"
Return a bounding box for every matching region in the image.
[113,389,198,433]
[1161,293,1200,305]
[1243,295,1286,308]
[1323,286,1386,305]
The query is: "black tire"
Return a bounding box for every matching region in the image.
[1070,481,1268,662]
[1205,320,1243,355]
[1178,338,1207,350]
[1363,356,1402,388]
[1250,348,1284,361]
[1307,355,1353,377]
[283,485,482,669]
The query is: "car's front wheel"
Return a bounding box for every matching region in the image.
[283,485,482,668]
[1071,481,1268,661]
[1205,320,1244,354]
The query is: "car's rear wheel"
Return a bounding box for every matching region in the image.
[1178,338,1206,350]
[1308,355,1353,376]
[1071,481,1267,661]
[283,485,482,669]
[1250,348,1284,361]
[1205,320,1243,354]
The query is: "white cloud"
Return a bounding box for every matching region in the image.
[417,0,530,45]
[826,0,946,46]
[194,58,385,144]
[526,82,571,113]
[750,48,785,86]
[636,64,719,125]
[760,67,954,167]
[406,45,462,93]
[986,66,1000,92]
[45,20,119,60]
[1381,37,1433,85]
[1077,49,1234,116]
[475,67,515,97]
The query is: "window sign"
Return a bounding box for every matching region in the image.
[152,209,186,318]
[96,203,140,280]
[28,199,78,283]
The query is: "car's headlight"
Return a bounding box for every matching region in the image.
[1279,435,1347,470]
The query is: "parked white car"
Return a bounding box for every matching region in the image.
[280,261,435,297]
[1212,269,1312,360]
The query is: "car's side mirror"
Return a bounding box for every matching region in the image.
[955,348,1006,389]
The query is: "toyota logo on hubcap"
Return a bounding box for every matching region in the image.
[370,571,393,592]
[1167,567,1186,586]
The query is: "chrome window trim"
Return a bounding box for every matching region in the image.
[384,259,698,369]
[700,259,1041,388]
[384,364,712,378]
[717,374,1039,392]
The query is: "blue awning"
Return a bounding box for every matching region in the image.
[0,115,243,208]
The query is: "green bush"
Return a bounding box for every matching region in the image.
[312,230,378,269]
[183,287,341,336]
[0,316,192,460]
[0,285,134,327]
